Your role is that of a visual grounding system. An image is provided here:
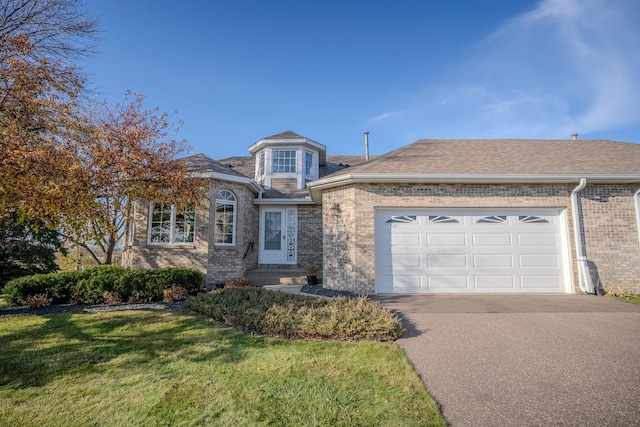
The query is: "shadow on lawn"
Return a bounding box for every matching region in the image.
[0,310,282,389]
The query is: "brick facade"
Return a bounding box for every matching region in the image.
[206,181,259,286]
[322,183,640,295]
[122,179,259,287]
[579,184,640,292]
[296,204,324,271]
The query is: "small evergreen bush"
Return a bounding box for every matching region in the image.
[186,287,403,341]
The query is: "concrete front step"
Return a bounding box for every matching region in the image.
[246,268,321,287]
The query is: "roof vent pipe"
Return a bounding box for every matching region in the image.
[572,133,578,140]
[364,131,370,161]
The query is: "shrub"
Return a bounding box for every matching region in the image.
[223,277,252,288]
[103,291,122,306]
[26,293,53,309]
[74,265,127,304]
[3,270,88,306]
[129,290,151,303]
[186,287,403,341]
[3,266,204,306]
[122,268,203,302]
[163,284,188,302]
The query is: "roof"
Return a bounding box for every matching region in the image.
[181,153,246,177]
[328,139,640,176]
[263,130,306,140]
[308,139,640,202]
[219,155,370,179]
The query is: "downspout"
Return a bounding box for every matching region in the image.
[570,178,594,294]
[635,188,640,250]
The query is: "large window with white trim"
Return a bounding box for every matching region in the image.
[149,203,195,244]
[272,150,296,173]
[214,190,237,245]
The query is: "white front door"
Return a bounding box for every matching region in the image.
[259,207,297,264]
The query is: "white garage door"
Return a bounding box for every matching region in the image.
[375,209,570,293]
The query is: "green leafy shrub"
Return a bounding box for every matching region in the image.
[3,266,203,306]
[74,265,126,304]
[26,293,53,309]
[186,287,403,341]
[4,269,90,305]
[122,268,203,301]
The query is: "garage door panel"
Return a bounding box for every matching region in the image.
[390,233,421,246]
[428,276,468,289]
[389,254,422,268]
[518,233,557,246]
[475,275,515,289]
[519,254,558,267]
[375,209,569,294]
[474,254,513,267]
[428,254,468,267]
[520,275,562,290]
[392,275,423,290]
[472,233,512,246]
[427,233,466,246]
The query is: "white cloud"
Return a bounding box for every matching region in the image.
[367,110,404,124]
[412,0,640,140]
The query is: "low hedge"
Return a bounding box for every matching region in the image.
[3,266,204,306]
[186,287,403,341]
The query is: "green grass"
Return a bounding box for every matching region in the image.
[608,294,640,306]
[0,310,446,426]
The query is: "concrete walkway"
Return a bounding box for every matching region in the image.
[375,295,640,427]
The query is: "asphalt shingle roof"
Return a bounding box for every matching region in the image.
[329,139,640,176]
[180,153,246,177]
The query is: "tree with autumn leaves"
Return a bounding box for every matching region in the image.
[1,0,206,285]
[69,93,207,265]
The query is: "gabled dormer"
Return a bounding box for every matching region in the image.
[248,131,327,190]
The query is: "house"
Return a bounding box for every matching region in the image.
[123,131,640,295]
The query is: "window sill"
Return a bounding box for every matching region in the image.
[213,244,236,249]
[147,243,197,249]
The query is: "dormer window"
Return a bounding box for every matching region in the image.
[272,150,296,173]
[249,132,326,190]
[257,151,265,177]
[305,151,313,176]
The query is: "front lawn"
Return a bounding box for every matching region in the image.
[0,310,446,426]
[607,294,640,306]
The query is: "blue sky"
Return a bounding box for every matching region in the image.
[84,0,640,159]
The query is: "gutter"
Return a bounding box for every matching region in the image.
[307,173,640,203]
[570,178,594,294]
[254,198,314,205]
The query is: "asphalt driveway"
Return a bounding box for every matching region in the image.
[375,295,640,427]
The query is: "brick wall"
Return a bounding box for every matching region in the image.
[579,184,640,292]
[122,179,259,287]
[206,181,259,286]
[121,198,209,273]
[322,182,640,295]
[297,204,323,271]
